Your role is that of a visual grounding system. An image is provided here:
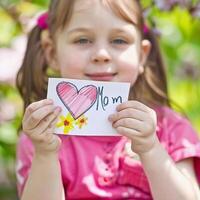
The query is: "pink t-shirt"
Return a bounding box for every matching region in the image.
[16,107,200,199]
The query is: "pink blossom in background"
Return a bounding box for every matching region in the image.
[0,35,27,85]
[0,100,17,124]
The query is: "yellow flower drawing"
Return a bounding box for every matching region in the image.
[75,115,88,129]
[56,113,75,134]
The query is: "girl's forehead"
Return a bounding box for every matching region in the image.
[73,0,96,12]
[73,0,109,13]
[72,0,138,25]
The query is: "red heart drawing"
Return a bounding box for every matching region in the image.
[56,82,98,119]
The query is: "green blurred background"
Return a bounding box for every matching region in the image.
[0,0,200,199]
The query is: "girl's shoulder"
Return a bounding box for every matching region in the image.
[155,107,200,185]
[154,106,199,142]
[155,106,191,128]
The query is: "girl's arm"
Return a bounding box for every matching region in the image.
[21,152,65,200]
[20,99,65,200]
[140,140,200,200]
[109,101,200,200]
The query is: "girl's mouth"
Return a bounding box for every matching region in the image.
[86,73,117,81]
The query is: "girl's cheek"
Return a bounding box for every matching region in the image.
[119,64,140,83]
[59,51,81,66]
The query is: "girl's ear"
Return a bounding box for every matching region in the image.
[41,30,60,71]
[139,39,151,74]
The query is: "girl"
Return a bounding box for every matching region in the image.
[16,0,200,199]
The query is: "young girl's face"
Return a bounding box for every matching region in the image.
[46,0,150,85]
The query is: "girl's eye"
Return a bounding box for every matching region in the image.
[111,38,128,45]
[75,38,92,44]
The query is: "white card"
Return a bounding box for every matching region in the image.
[47,78,130,136]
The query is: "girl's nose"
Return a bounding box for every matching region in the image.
[92,49,111,64]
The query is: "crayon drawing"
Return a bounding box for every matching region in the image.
[56,81,97,119]
[47,78,130,136]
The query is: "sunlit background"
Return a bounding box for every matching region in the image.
[0,0,200,199]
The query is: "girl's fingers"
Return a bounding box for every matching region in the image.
[30,124,56,144]
[40,113,60,136]
[116,100,153,113]
[31,107,61,134]
[48,135,61,151]
[113,116,156,137]
[40,133,61,151]
[48,115,60,129]
[47,134,59,146]
[109,108,145,123]
[116,126,152,145]
[113,118,144,133]
[24,104,58,130]
[40,132,54,145]
[23,99,53,120]
[116,126,141,137]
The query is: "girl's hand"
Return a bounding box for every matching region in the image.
[108,101,159,156]
[22,99,62,155]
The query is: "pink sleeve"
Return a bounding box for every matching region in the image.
[168,118,200,183]
[16,133,34,197]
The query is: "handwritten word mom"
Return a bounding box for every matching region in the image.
[96,86,122,111]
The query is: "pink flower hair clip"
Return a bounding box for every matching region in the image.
[143,24,149,34]
[37,12,48,30]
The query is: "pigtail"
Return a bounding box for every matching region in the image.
[16,25,48,111]
[16,0,76,113]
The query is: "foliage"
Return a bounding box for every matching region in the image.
[0,1,200,199]
[0,84,22,200]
